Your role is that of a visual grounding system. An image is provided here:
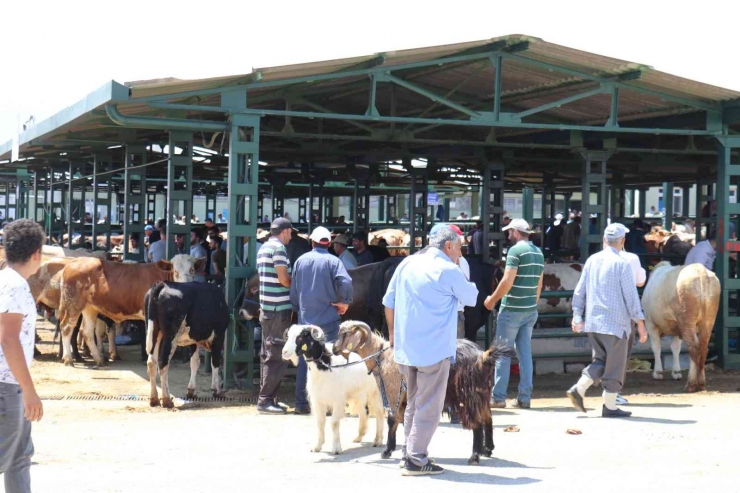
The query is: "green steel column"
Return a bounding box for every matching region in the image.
[166,133,194,260]
[638,188,647,219]
[406,158,429,253]
[67,161,76,250]
[223,110,260,389]
[682,186,691,219]
[522,187,534,225]
[715,137,740,369]
[579,151,610,261]
[32,171,40,223]
[610,174,625,222]
[663,182,674,231]
[205,185,217,222]
[124,146,147,262]
[563,193,571,217]
[480,158,505,263]
[324,196,333,224]
[271,186,284,219]
[353,172,370,233]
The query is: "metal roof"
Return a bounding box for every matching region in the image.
[1,34,739,188]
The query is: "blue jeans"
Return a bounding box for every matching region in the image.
[295,322,339,408]
[0,382,33,493]
[492,310,538,404]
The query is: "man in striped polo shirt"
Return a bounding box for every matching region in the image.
[256,218,294,415]
[484,218,545,409]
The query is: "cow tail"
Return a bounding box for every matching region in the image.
[145,282,167,355]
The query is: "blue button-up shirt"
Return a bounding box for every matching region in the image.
[290,247,353,337]
[685,240,715,272]
[572,246,645,339]
[383,247,479,367]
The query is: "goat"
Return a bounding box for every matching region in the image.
[333,320,515,466]
[282,324,384,455]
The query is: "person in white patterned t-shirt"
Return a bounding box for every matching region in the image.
[0,219,46,493]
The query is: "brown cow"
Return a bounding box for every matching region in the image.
[641,261,720,392]
[57,256,199,366]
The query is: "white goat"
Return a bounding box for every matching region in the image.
[282,324,384,455]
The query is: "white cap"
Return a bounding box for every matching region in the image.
[309,226,332,244]
[555,213,564,221]
[502,218,533,234]
[604,222,629,240]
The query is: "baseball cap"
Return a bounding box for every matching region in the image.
[270,217,293,235]
[604,223,629,240]
[332,234,350,246]
[501,218,533,234]
[430,224,464,237]
[309,226,332,244]
[145,225,153,231]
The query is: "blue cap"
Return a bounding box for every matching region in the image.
[145,225,153,231]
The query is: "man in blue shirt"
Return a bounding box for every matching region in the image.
[383,226,478,476]
[566,223,648,418]
[290,226,353,414]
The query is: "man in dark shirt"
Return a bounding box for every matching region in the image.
[352,231,374,266]
[290,226,353,414]
[209,236,227,277]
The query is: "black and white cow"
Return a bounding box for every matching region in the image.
[144,281,229,408]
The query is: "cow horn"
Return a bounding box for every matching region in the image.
[310,326,325,342]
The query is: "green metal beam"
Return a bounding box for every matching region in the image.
[514,85,609,120]
[139,103,717,136]
[379,73,482,119]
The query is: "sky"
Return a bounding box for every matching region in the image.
[2,0,739,144]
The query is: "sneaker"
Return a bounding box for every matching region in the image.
[566,386,586,413]
[294,405,311,415]
[257,403,286,415]
[615,394,629,406]
[602,405,632,418]
[401,459,444,476]
[400,457,435,468]
[490,400,506,409]
[511,399,530,409]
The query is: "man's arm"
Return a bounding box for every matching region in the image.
[445,268,479,307]
[385,307,395,347]
[536,272,544,301]
[332,261,353,315]
[0,313,43,422]
[484,268,516,311]
[289,265,299,313]
[275,266,291,288]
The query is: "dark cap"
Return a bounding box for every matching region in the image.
[270,217,293,235]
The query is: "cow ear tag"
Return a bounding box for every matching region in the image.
[348,343,354,350]
[301,344,308,351]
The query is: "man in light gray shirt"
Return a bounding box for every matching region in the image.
[148,229,167,263]
[566,223,648,418]
[331,234,357,271]
[684,230,716,272]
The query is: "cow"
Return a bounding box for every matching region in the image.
[57,255,203,367]
[641,261,720,392]
[144,281,229,408]
[368,229,410,257]
[536,263,583,314]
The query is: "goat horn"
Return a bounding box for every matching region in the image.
[310,326,325,341]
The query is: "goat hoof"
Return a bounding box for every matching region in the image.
[353,436,362,443]
[672,371,682,380]
[150,397,160,407]
[186,390,196,400]
[162,397,174,409]
[111,354,122,361]
[468,455,480,466]
[311,446,321,453]
[482,449,493,458]
[62,357,75,367]
[381,450,393,459]
[685,383,699,393]
[652,371,664,380]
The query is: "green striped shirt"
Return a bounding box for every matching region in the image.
[500,241,545,312]
[257,238,292,312]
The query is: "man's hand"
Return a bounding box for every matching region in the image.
[572,321,584,333]
[637,321,648,344]
[332,303,349,316]
[23,390,43,422]
[484,295,494,311]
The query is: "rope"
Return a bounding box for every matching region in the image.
[328,346,389,369]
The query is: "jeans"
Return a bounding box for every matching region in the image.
[492,310,538,404]
[0,382,33,493]
[295,322,339,408]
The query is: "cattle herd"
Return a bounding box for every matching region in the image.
[0,221,722,461]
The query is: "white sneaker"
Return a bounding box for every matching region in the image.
[615,394,629,405]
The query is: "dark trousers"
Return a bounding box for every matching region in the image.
[258,310,293,406]
[584,332,629,393]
